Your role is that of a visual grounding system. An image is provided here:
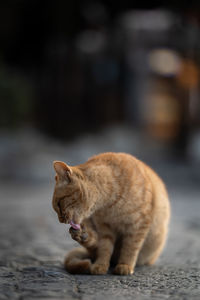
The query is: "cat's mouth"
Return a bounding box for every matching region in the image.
[59,216,81,230]
[69,220,81,230]
[58,208,82,230]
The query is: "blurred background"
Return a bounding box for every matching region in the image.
[1,3,200,289]
[1,5,200,297]
[0,1,200,186]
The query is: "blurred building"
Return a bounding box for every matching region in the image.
[0,2,200,160]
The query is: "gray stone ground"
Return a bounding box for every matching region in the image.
[0,177,200,300]
[0,127,200,299]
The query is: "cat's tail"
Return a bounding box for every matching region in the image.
[64,247,91,274]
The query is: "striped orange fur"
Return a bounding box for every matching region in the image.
[52,152,170,275]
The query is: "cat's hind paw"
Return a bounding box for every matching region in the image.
[113,264,134,275]
[90,263,109,275]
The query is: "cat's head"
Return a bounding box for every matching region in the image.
[52,161,87,226]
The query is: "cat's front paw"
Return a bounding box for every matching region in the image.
[69,227,88,244]
[113,264,133,275]
[90,263,109,275]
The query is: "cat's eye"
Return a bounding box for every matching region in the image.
[55,175,58,181]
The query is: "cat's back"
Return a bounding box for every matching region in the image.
[84,152,137,169]
[79,152,138,190]
[80,152,170,227]
[80,152,149,184]
[81,153,166,191]
[82,152,169,208]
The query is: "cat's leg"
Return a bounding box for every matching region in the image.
[137,221,169,266]
[90,233,115,275]
[69,221,115,275]
[136,234,166,266]
[137,192,170,266]
[114,229,149,275]
[70,222,115,275]
[65,221,99,274]
[64,247,91,274]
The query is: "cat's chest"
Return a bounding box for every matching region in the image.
[91,200,144,234]
[91,207,122,232]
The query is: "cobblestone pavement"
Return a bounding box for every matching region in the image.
[0,180,200,300]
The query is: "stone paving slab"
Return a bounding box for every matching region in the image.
[0,182,200,300]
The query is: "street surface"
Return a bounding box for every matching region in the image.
[0,176,200,300]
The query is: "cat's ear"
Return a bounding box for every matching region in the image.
[53,161,72,181]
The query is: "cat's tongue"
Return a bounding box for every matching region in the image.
[69,220,81,230]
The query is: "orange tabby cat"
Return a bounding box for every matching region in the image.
[52,152,170,275]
